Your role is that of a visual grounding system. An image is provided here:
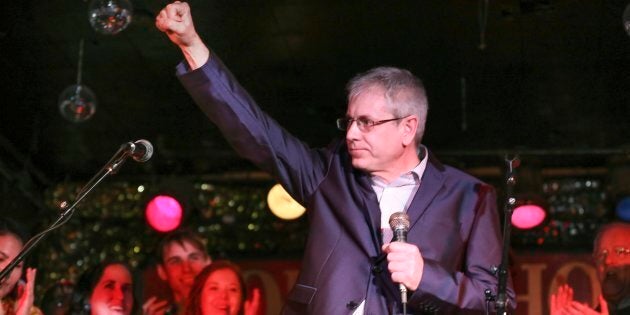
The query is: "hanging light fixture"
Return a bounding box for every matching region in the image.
[88,0,133,35]
[477,0,488,50]
[512,196,548,229]
[145,195,184,232]
[58,39,97,123]
[267,183,306,220]
[624,3,630,37]
[511,161,548,230]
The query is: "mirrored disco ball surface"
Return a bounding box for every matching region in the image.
[58,84,97,122]
[88,0,133,35]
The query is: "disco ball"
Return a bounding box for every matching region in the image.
[58,84,97,123]
[88,0,133,35]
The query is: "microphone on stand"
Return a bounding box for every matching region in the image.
[101,139,153,177]
[389,212,411,313]
[122,139,153,162]
[0,139,154,283]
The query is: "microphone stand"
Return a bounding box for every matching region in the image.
[492,155,519,315]
[0,143,133,283]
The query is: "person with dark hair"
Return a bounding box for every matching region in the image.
[185,261,260,315]
[550,222,630,315]
[143,229,211,315]
[0,218,41,315]
[155,2,514,314]
[70,261,139,315]
[40,279,74,315]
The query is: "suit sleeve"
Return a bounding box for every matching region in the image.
[175,55,327,204]
[408,184,516,313]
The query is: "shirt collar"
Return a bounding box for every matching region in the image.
[371,145,429,187]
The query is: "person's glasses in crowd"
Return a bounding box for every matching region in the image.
[336,116,409,132]
[594,247,630,265]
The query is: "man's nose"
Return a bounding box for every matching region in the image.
[345,120,361,139]
[183,260,194,272]
[182,263,191,272]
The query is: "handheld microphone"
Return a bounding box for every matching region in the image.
[123,139,153,162]
[390,212,410,243]
[389,212,411,309]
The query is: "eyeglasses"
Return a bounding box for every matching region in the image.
[336,116,408,132]
[593,247,630,265]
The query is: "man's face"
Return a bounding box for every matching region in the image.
[345,87,410,179]
[0,233,24,299]
[594,226,630,305]
[158,240,210,299]
[594,227,630,278]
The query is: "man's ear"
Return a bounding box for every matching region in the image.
[204,255,212,267]
[157,264,167,281]
[401,115,418,146]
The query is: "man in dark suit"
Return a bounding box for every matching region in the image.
[156,2,515,313]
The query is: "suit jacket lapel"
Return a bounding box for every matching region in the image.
[355,169,383,250]
[341,146,383,253]
[407,151,446,230]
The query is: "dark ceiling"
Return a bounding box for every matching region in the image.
[1,0,630,204]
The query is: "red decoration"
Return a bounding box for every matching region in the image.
[145,195,183,232]
[512,204,546,230]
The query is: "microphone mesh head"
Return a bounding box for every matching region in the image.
[134,139,153,162]
[389,212,410,231]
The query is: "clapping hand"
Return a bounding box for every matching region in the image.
[14,268,36,315]
[550,284,609,315]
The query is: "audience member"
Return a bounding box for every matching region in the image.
[185,261,260,315]
[550,222,630,315]
[143,229,211,315]
[70,261,138,315]
[0,218,41,315]
[40,280,74,315]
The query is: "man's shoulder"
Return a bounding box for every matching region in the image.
[442,163,484,182]
[427,152,492,187]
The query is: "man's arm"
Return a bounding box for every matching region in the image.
[155,2,328,204]
[407,184,515,313]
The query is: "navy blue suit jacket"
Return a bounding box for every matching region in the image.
[176,55,515,314]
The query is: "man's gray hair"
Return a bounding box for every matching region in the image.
[346,66,429,146]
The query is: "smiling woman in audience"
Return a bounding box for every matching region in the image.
[70,261,139,315]
[185,261,260,315]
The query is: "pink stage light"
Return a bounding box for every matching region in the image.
[145,195,183,232]
[512,204,546,229]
